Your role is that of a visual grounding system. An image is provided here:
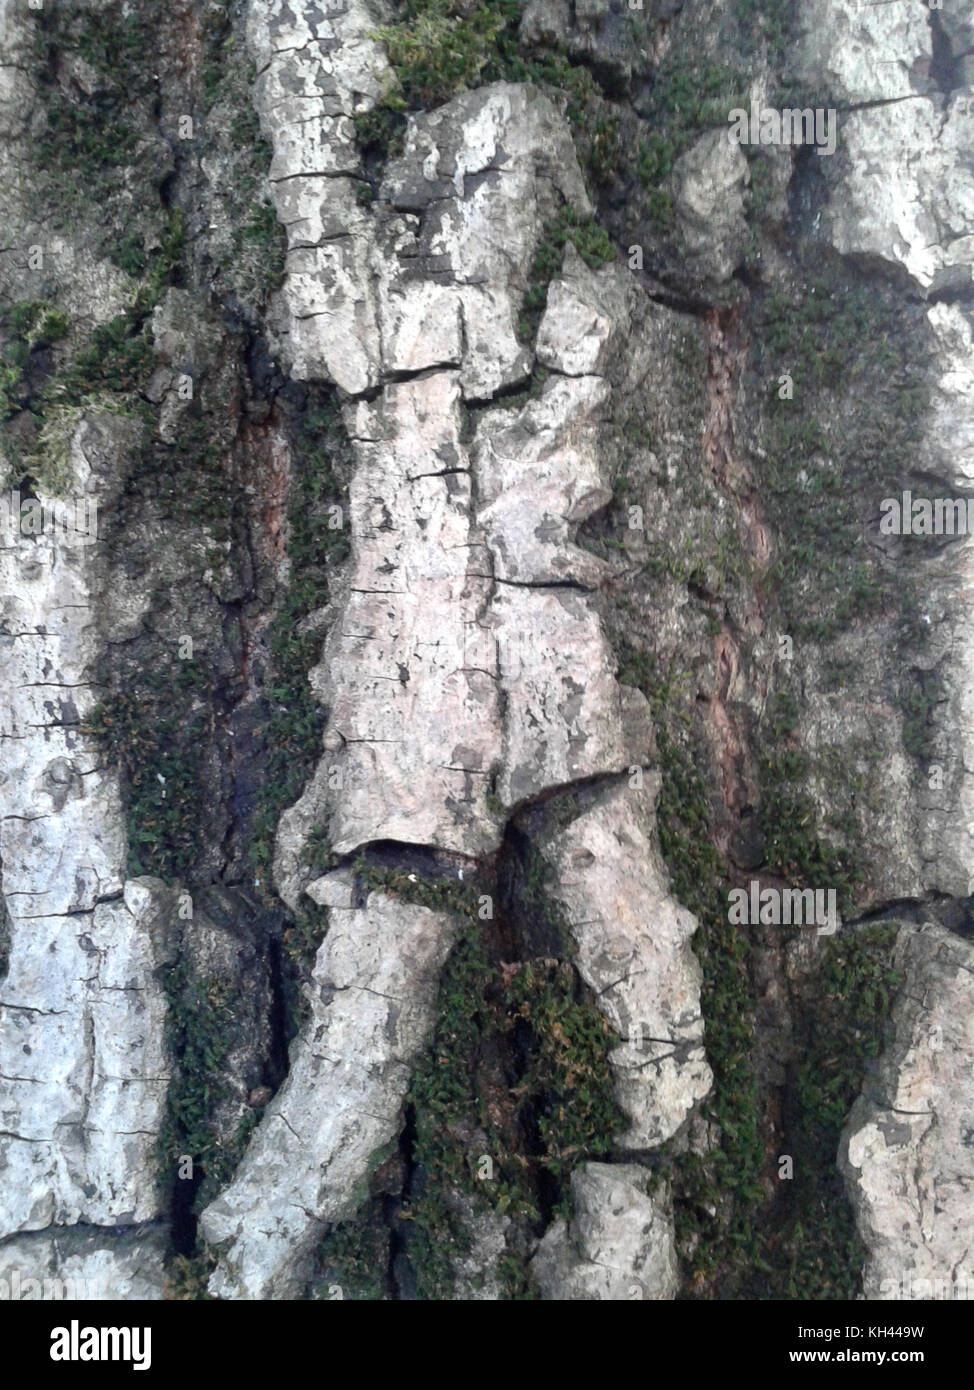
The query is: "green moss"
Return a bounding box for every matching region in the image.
[200,1,235,102]
[373,0,508,108]
[0,362,23,424]
[353,99,409,165]
[611,650,761,1279]
[303,823,333,875]
[163,1250,218,1302]
[314,1212,389,1300]
[636,60,747,227]
[23,403,86,496]
[227,198,287,303]
[610,644,904,1298]
[899,668,943,762]
[0,302,71,423]
[248,390,349,913]
[198,12,284,311]
[757,682,865,918]
[140,207,186,310]
[752,261,929,642]
[156,960,233,1176]
[745,148,775,224]
[1,301,70,348]
[759,755,863,916]
[778,924,903,1298]
[363,0,610,184]
[403,900,623,1298]
[64,316,154,399]
[243,390,351,1025]
[734,0,793,63]
[204,1108,262,1196]
[12,211,182,440]
[87,661,214,879]
[518,206,614,341]
[625,657,765,1284]
[506,958,625,1175]
[353,861,480,919]
[32,1,156,223]
[157,960,264,1214]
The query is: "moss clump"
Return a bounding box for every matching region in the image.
[163,1251,218,1302]
[758,736,864,919]
[733,0,793,62]
[353,861,480,919]
[22,403,85,496]
[518,206,614,341]
[3,210,181,459]
[32,0,159,242]
[403,911,624,1298]
[775,924,903,1298]
[157,969,265,1214]
[752,260,929,642]
[87,661,214,880]
[610,643,905,1299]
[62,315,155,400]
[353,99,409,165]
[899,667,944,762]
[0,302,70,422]
[48,211,182,408]
[157,960,234,1177]
[197,11,286,313]
[327,840,623,1299]
[314,1212,390,1301]
[248,390,349,907]
[505,959,625,1176]
[199,0,236,101]
[0,301,69,350]
[361,0,610,183]
[794,927,902,1136]
[373,0,508,108]
[627,654,765,1285]
[636,60,747,226]
[230,199,287,301]
[243,388,350,1030]
[204,1109,262,1196]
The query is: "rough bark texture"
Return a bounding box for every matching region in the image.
[1,0,972,1301]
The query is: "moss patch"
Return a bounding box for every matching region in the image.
[330,851,624,1299]
[403,905,623,1296]
[751,259,930,643]
[635,60,747,226]
[87,661,214,880]
[0,301,70,424]
[615,647,764,1287]
[518,206,614,342]
[248,387,350,983]
[156,959,234,1178]
[373,0,510,108]
[611,644,899,1299]
[163,1250,218,1301]
[772,924,903,1298]
[361,0,617,188]
[314,1213,390,1301]
[31,1,166,264]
